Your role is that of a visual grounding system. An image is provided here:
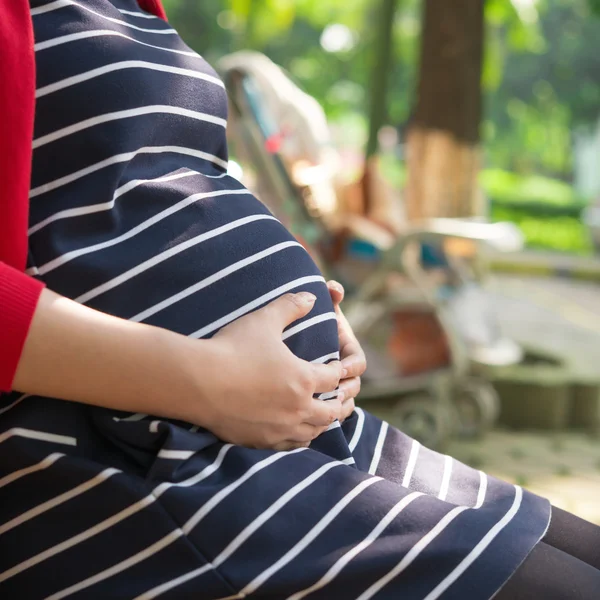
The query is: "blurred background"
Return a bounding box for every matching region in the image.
[163,0,600,523]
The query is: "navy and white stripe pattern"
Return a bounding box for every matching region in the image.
[0,1,550,597]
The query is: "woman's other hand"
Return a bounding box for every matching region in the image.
[192,292,344,450]
[327,280,367,422]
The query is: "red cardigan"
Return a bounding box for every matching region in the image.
[0,0,166,392]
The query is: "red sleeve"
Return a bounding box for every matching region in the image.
[0,0,44,392]
[137,0,167,20]
[0,0,165,392]
[0,264,45,392]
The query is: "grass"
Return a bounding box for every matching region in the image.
[556,465,573,477]
[509,447,526,460]
[515,474,530,487]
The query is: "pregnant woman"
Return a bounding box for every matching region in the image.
[1,1,599,598]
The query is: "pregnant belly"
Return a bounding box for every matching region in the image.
[30,176,340,365]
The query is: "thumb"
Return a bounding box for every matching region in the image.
[327,280,345,306]
[261,292,317,331]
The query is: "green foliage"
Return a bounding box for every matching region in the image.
[161,0,599,248]
[485,0,600,177]
[483,169,592,254]
[492,207,592,254]
[481,169,583,207]
[590,0,600,15]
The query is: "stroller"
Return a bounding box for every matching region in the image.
[219,51,524,448]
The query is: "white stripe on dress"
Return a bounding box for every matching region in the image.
[423,486,524,600]
[35,29,199,57]
[474,470,488,509]
[311,352,340,364]
[0,428,77,447]
[357,505,470,600]
[0,468,120,536]
[152,444,234,497]
[76,213,274,306]
[189,276,326,340]
[41,449,308,598]
[0,498,157,584]
[0,453,64,489]
[37,187,250,279]
[0,394,30,417]
[136,459,354,600]
[134,565,216,600]
[28,171,227,235]
[113,413,147,422]
[235,477,383,598]
[282,313,337,341]
[348,406,365,453]
[213,461,349,567]
[157,450,195,460]
[182,448,308,535]
[31,0,177,35]
[367,421,389,476]
[0,445,234,584]
[438,455,453,501]
[401,439,420,488]
[36,60,223,99]
[318,390,340,401]
[287,491,424,600]
[325,420,341,432]
[118,8,157,19]
[130,239,302,322]
[46,530,186,600]
[29,145,228,199]
[33,106,226,149]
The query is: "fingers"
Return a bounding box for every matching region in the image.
[338,375,361,400]
[290,422,327,443]
[272,423,324,452]
[340,397,356,423]
[273,440,311,452]
[261,292,317,331]
[304,397,342,427]
[340,341,367,379]
[326,280,345,306]
[311,360,343,392]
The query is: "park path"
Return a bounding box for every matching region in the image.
[449,275,600,524]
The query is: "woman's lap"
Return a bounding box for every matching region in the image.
[0,399,553,599]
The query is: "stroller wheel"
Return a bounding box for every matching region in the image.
[392,395,451,449]
[453,378,500,438]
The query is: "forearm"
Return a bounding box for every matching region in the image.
[13,288,207,422]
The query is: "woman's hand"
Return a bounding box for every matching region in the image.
[327,280,367,422]
[189,292,344,450]
[15,288,342,452]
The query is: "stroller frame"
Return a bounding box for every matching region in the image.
[219,52,522,447]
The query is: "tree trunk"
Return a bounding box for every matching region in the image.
[362,0,399,215]
[365,0,399,160]
[405,0,485,220]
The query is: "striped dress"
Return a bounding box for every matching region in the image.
[0,1,550,598]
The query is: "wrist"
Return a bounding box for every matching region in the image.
[165,332,229,429]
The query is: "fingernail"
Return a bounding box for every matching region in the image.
[297,292,316,304]
[338,391,345,402]
[342,368,348,378]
